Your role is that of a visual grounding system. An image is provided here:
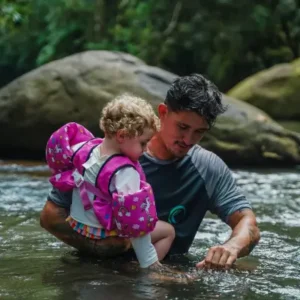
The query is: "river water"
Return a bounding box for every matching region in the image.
[0,161,299,300]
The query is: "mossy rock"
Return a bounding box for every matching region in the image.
[227,59,300,120]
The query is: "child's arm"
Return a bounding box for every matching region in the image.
[114,167,159,268]
[130,233,159,268]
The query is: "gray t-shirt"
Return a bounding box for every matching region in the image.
[48,145,251,254]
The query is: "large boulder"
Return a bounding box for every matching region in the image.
[227,59,300,120]
[0,50,300,166]
[204,96,300,166]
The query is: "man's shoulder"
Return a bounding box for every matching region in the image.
[139,146,230,179]
[187,144,216,162]
[187,145,228,175]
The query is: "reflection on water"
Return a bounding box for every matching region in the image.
[0,163,299,300]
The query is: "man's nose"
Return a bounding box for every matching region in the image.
[182,132,194,146]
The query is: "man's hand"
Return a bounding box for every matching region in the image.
[196,243,239,270]
[196,209,260,270]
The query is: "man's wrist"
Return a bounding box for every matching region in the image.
[224,229,260,258]
[222,239,241,257]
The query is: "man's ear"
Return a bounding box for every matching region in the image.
[158,103,168,119]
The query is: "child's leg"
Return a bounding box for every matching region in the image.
[151,220,175,261]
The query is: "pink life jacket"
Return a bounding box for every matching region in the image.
[45,122,158,238]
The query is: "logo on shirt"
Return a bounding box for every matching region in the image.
[168,205,186,225]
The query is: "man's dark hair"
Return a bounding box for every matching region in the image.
[165,73,227,128]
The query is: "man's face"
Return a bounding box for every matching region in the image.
[158,104,209,158]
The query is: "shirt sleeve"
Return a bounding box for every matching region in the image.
[206,154,252,223]
[113,167,140,194]
[47,188,72,209]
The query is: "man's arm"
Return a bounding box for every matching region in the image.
[194,151,260,269]
[196,208,260,269]
[40,189,131,258]
[225,208,260,258]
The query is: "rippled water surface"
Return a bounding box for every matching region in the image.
[0,161,299,300]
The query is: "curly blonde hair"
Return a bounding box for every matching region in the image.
[100,94,159,138]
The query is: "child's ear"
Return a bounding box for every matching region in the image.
[116,129,126,143]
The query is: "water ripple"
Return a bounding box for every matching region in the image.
[0,166,299,299]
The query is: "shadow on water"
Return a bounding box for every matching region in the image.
[0,162,299,299]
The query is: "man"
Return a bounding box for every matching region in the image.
[40,73,260,270]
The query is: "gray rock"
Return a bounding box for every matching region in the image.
[0,50,299,166]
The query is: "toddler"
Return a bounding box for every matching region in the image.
[45,94,175,269]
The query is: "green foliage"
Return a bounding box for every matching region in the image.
[1,0,300,90]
